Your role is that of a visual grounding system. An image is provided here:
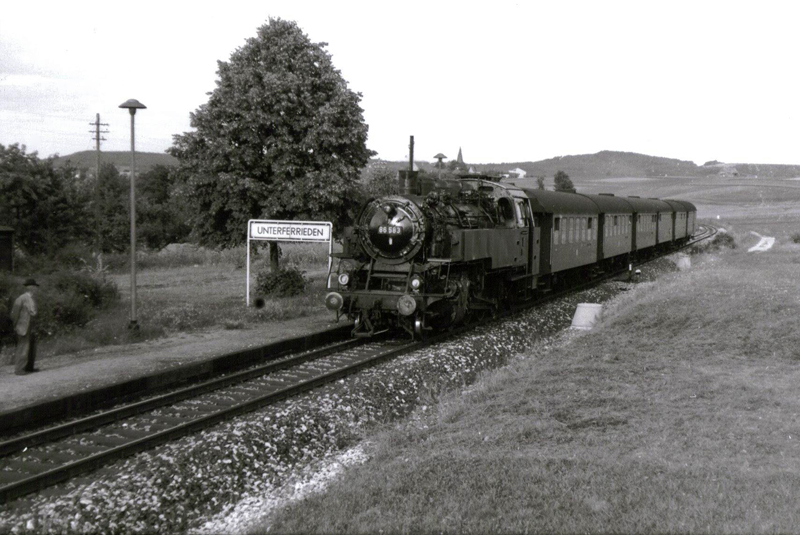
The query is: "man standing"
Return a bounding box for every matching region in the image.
[10,278,39,375]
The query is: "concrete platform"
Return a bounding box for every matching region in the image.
[0,315,350,434]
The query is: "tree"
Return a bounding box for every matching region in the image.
[137,165,191,249]
[94,163,129,253]
[169,18,375,271]
[535,175,546,190]
[364,160,399,198]
[0,144,92,255]
[553,170,576,193]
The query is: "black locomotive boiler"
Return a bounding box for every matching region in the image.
[325,172,695,337]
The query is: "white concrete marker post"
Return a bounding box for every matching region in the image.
[571,303,603,330]
[246,220,332,306]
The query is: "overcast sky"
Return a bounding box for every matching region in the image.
[1,1,798,166]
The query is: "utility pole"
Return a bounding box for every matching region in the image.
[89,114,109,254]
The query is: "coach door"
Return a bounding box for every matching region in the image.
[515,198,538,279]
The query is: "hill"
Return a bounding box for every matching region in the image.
[468,150,800,180]
[54,149,800,181]
[53,151,178,173]
[480,151,704,179]
[371,151,800,180]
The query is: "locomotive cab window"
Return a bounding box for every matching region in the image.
[515,199,530,227]
[497,197,515,227]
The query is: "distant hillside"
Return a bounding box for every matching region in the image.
[469,151,800,180]
[54,149,800,180]
[483,151,703,179]
[369,150,799,180]
[53,151,178,172]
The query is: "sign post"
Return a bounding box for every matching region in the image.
[246,220,332,306]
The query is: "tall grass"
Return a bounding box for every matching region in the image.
[265,240,800,533]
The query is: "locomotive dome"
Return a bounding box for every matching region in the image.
[357,195,427,264]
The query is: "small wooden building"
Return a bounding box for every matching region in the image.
[0,226,14,272]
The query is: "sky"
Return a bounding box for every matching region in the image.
[1,0,798,166]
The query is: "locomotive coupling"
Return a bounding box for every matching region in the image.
[325,292,344,311]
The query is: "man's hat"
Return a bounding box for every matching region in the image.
[23,278,39,287]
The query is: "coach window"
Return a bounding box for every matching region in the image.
[554,217,560,245]
[570,217,575,243]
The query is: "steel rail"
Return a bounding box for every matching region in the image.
[0,337,369,458]
[0,337,428,503]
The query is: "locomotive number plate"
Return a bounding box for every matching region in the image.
[378,226,402,235]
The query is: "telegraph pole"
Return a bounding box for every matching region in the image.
[89,114,109,253]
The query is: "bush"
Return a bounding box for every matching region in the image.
[791,233,800,244]
[3,271,121,336]
[255,267,308,297]
[48,270,119,309]
[711,232,737,250]
[690,231,736,254]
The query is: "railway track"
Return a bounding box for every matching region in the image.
[0,335,427,503]
[0,227,716,503]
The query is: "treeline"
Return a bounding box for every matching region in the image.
[0,143,190,263]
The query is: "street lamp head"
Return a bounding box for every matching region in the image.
[119,99,147,115]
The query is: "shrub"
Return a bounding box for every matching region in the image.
[255,267,308,297]
[14,243,96,274]
[48,270,119,309]
[3,271,121,336]
[712,232,737,250]
[791,233,800,244]
[690,231,736,254]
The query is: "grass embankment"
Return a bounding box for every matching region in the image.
[266,232,800,533]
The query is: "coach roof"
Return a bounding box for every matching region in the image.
[620,196,670,214]
[578,193,635,214]
[523,189,600,215]
[665,199,697,212]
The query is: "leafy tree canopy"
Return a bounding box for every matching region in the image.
[169,18,375,248]
[0,143,91,255]
[553,170,576,193]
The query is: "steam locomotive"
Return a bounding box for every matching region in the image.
[325,170,695,338]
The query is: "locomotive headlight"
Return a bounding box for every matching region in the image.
[338,273,350,286]
[325,292,344,311]
[410,275,423,291]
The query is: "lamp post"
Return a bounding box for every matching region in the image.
[118,99,146,329]
[433,153,447,179]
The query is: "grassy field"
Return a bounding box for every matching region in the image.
[25,242,334,358]
[260,177,800,533]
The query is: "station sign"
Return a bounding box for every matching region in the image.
[245,219,333,306]
[248,220,331,243]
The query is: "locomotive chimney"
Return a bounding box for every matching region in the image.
[409,135,414,172]
[398,134,419,195]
